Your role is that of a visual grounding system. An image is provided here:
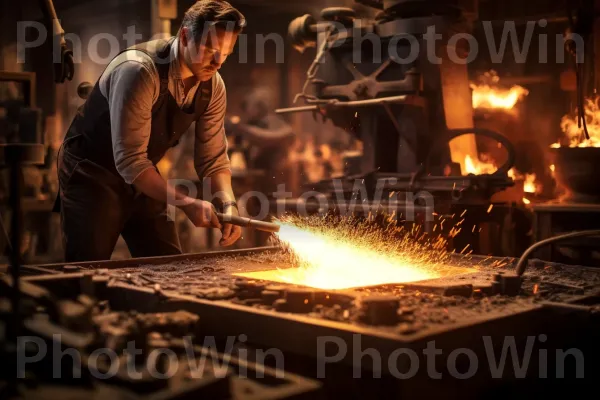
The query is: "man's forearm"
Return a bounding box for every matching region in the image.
[133,168,195,207]
[206,171,236,209]
[132,167,221,229]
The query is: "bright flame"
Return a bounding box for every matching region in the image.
[463,155,543,196]
[470,72,528,111]
[556,96,600,147]
[471,83,529,111]
[463,154,497,175]
[509,169,542,193]
[509,169,542,203]
[237,216,475,290]
[523,173,538,194]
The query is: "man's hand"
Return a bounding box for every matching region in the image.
[181,200,221,229]
[219,205,242,247]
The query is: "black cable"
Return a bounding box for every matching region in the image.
[567,0,591,141]
[515,230,600,276]
[577,54,591,141]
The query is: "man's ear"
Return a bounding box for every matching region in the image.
[180,27,189,46]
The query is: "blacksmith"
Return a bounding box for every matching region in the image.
[56,0,245,261]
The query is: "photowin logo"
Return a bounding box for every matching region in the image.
[316,334,585,379]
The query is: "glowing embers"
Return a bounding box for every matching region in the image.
[235,216,476,290]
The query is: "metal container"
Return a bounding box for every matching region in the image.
[551,147,600,202]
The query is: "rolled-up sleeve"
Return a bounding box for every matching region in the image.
[100,55,157,184]
[194,73,231,180]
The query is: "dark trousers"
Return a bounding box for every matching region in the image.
[57,137,181,262]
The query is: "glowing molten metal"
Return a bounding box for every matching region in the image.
[237,216,475,290]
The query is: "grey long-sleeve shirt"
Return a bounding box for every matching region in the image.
[98,38,230,184]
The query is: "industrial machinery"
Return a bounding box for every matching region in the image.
[275,0,530,256]
[279,0,507,191]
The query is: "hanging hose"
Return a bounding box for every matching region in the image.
[567,1,591,141]
[515,230,600,276]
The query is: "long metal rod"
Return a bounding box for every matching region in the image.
[275,105,320,114]
[276,95,408,114]
[216,213,280,233]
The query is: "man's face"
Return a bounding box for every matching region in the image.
[181,26,238,81]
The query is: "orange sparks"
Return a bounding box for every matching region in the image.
[235,215,475,290]
[487,204,494,213]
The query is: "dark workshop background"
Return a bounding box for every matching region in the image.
[0,0,586,263]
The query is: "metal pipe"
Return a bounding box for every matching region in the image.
[515,230,600,276]
[216,213,280,233]
[275,105,320,114]
[276,95,408,114]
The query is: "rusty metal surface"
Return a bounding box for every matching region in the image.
[18,247,600,373]
[20,247,280,272]
[5,247,600,398]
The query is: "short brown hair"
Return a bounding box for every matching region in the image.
[181,0,246,41]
